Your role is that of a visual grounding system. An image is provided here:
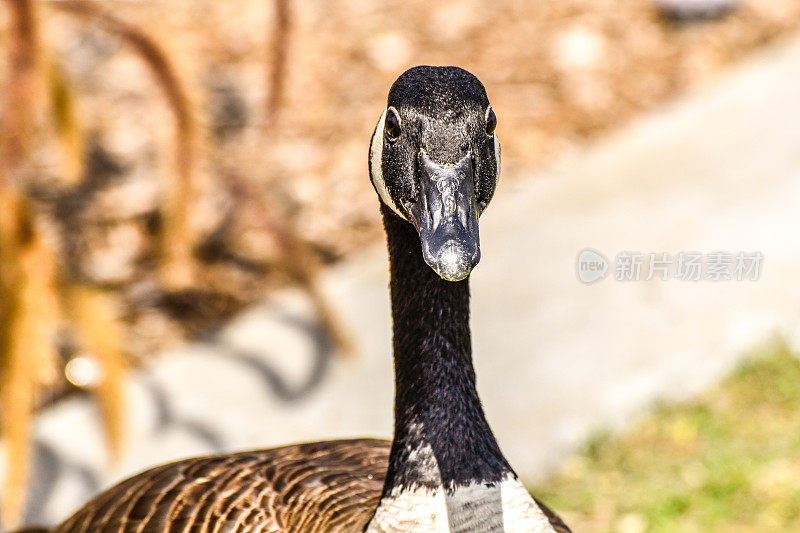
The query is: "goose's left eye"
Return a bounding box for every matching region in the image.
[485,106,497,136]
[385,107,402,141]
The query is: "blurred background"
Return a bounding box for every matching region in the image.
[1,0,800,531]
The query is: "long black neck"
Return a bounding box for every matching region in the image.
[380,205,511,494]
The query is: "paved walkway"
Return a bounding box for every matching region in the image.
[5,33,800,529]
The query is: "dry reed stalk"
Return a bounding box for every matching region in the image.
[46,57,85,185]
[265,0,290,128]
[0,2,126,523]
[63,285,127,462]
[57,0,198,290]
[0,218,60,529]
[260,0,353,355]
[0,0,52,527]
[0,0,39,181]
[0,192,28,530]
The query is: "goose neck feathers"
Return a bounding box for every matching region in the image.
[381,205,510,492]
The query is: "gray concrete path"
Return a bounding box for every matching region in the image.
[5,33,800,529]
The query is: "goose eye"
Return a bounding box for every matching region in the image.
[385,107,401,141]
[485,106,497,136]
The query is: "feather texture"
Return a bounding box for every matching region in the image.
[47,439,569,532]
[52,439,389,533]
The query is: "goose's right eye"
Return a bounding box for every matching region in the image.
[485,106,497,136]
[385,107,401,141]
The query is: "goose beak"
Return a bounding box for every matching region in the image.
[407,150,481,281]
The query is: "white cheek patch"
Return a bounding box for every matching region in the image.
[477,133,501,215]
[370,109,408,221]
[494,133,501,177]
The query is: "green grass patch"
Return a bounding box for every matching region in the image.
[533,342,800,533]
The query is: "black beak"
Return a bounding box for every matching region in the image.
[406,150,480,281]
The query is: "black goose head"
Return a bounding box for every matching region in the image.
[369,66,501,281]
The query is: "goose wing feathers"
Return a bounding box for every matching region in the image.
[53,439,390,533]
[49,437,570,532]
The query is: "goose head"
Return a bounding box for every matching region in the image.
[369,65,500,281]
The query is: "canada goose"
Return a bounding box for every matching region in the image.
[33,66,570,533]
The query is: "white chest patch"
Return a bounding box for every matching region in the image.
[366,475,556,533]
